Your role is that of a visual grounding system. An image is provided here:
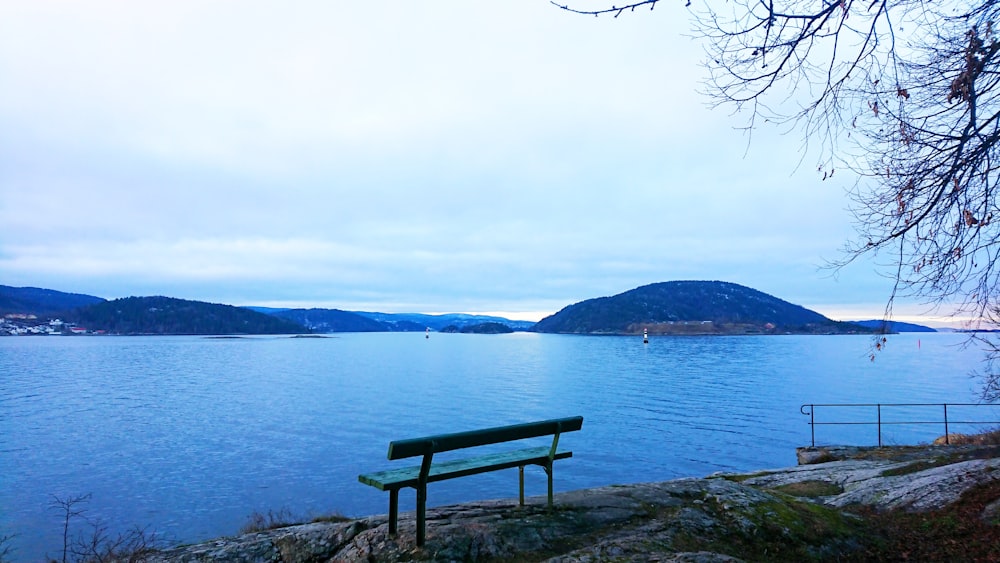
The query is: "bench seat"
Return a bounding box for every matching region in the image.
[359,446,572,490]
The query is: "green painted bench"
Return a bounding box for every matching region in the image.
[357,415,583,546]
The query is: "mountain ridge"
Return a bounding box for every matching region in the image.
[2,281,918,336]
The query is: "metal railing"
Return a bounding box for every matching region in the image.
[800,403,1000,447]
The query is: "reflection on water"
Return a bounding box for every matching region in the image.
[0,332,988,560]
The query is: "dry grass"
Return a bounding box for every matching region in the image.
[239,509,352,534]
[771,480,844,498]
[239,509,298,534]
[0,533,14,563]
[310,513,351,524]
[934,428,1000,446]
[831,479,1000,562]
[880,459,953,477]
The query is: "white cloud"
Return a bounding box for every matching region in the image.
[0,1,907,320]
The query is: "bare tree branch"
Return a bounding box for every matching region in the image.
[551,0,663,17]
[558,0,1000,393]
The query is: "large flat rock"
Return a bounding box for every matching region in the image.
[147,445,1000,562]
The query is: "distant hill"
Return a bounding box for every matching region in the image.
[0,283,537,335]
[354,311,535,332]
[851,320,937,333]
[533,281,872,335]
[254,309,535,332]
[271,308,387,332]
[66,296,308,335]
[440,322,514,334]
[251,308,536,333]
[0,285,105,316]
[243,306,290,314]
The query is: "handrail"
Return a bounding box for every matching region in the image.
[801,403,1000,447]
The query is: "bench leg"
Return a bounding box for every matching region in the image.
[545,463,554,508]
[416,484,427,546]
[389,489,399,536]
[519,466,525,506]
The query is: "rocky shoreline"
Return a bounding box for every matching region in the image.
[148,444,1000,562]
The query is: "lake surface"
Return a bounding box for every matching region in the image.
[0,332,994,560]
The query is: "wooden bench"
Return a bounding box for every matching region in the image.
[357,415,583,546]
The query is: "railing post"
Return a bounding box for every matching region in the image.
[801,404,816,447]
[877,403,882,447]
[810,405,815,447]
[944,404,950,444]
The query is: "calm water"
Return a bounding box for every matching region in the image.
[0,332,992,560]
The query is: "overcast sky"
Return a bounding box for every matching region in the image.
[0,1,959,324]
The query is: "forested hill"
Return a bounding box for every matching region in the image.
[66,296,308,335]
[271,308,386,332]
[533,281,871,335]
[851,319,937,333]
[0,285,105,316]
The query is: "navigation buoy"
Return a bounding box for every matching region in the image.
[643,328,648,344]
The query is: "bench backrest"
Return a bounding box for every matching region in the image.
[387,416,583,460]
